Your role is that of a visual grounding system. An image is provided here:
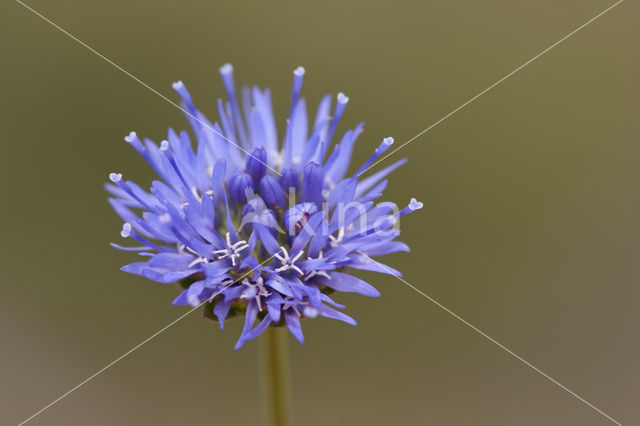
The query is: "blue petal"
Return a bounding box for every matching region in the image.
[347,254,402,276]
[290,211,325,257]
[266,293,283,322]
[279,168,299,194]
[142,268,196,284]
[300,133,322,167]
[148,253,194,270]
[289,66,305,118]
[301,162,324,207]
[172,81,196,114]
[248,108,267,153]
[284,309,304,343]
[319,271,380,297]
[289,98,308,165]
[317,304,357,326]
[252,87,278,156]
[326,92,349,145]
[242,316,273,342]
[255,224,281,255]
[324,123,363,183]
[328,177,357,208]
[229,172,253,204]
[303,283,322,307]
[357,179,388,203]
[235,299,259,349]
[360,241,410,256]
[211,158,227,189]
[120,261,149,275]
[219,63,249,149]
[172,289,191,306]
[245,146,267,187]
[355,158,407,197]
[307,222,329,258]
[150,180,182,207]
[266,276,295,298]
[312,94,332,142]
[110,243,148,252]
[214,298,232,329]
[201,261,232,279]
[260,175,285,209]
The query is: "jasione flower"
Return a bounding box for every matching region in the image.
[107,64,422,349]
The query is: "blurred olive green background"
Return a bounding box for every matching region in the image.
[1,0,638,425]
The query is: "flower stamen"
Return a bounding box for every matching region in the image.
[304,250,331,280]
[274,247,305,275]
[212,232,249,266]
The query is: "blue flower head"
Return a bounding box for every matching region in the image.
[107,64,422,349]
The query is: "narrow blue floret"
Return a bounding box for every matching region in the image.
[107,65,421,349]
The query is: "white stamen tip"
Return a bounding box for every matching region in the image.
[383,137,394,146]
[171,81,184,90]
[303,306,318,319]
[219,63,233,75]
[160,140,169,151]
[294,66,305,76]
[409,198,424,210]
[120,223,132,238]
[337,92,349,104]
[124,131,137,143]
[109,172,122,183]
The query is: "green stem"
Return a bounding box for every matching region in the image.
[259,326,293,426]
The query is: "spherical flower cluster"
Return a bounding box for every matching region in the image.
[107,65,422,348]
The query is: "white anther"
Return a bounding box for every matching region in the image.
[294,66,305,76]
[172,81,184,90]
[120,223,132,238]
[231,240,249,251]
[211,232,248,266]
[337,92,349,104]
[241,276,270,311]
[409,198,424,211]
[219,63,233,75]
[274,246,304,275]
[109,172,122,183]
[124,131,137,143]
